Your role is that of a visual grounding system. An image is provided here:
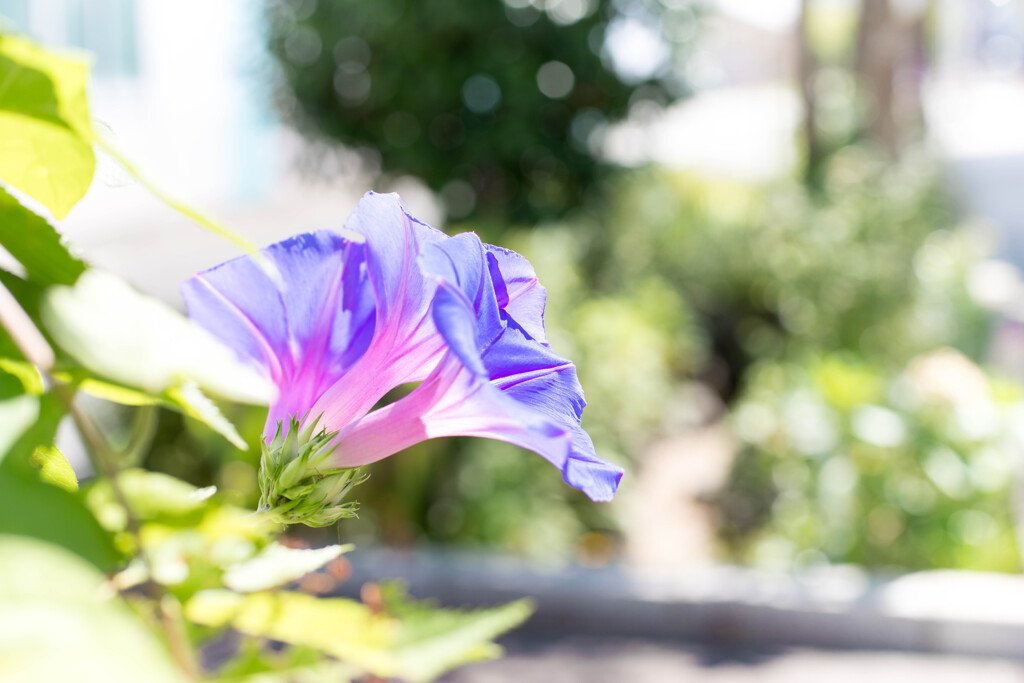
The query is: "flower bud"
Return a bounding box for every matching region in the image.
[258,415,367,527]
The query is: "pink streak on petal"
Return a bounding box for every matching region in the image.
[325,352,569,471]
[307,194,448,433]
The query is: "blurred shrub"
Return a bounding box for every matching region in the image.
[717,350,1023,572]
[264,0,697,221]
[594,147,990,397]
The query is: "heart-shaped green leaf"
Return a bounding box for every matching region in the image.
[0,35,95,219]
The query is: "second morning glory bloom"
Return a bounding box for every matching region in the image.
[182,192,621,508]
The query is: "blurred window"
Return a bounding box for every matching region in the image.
[0,0,138,77]
[0,0,28,29]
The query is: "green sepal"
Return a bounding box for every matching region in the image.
[258,414,367,527]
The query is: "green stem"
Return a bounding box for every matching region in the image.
[94,136,258,256]
[53,382,201,680]
[120,404,159,467]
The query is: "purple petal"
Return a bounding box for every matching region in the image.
[309,192,451,431]
[426,234,622,499]
[343,192,447,336]
[484,244,548,345]
[330,233,622,501]
[182,231,375,431]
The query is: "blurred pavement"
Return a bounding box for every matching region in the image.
[443,637,1024,683]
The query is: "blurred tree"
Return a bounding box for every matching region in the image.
[854,0,927,157]
[797,0,823,186]
[797,0,929,185]
[855,0,899,156]
[264,0,697,222]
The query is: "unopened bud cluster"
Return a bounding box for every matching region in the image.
[258,415,367,527]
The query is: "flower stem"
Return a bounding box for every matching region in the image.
[53,381,201,680]
[95,136,258,257]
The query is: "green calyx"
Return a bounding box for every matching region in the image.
[258,414,367,527]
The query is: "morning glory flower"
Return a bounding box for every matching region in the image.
[182,192,622,521]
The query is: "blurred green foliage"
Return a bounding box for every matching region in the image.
[264,0,696,221]
[719,351,1022,572]
[152,144,1005,574]
[0,34,95,219]
[587,153,1005,572]
[595,148,988,388]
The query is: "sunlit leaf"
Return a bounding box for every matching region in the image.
[58,371,248,450]
[0,367,37,459]
[186,585,532,682]
[185,589,392,646]
[0,35,95,219]
[41,270,272,402]
[31,444,77,491]
[0,393,37,457]
[1,269,247,451]
[0,34,254,249]
[0,370,61,476]
[376,581,533,681]
[167,380,247,449]
[0,186,85,284]
[40,270,272,403]
[70,373,161,405]
[0,535,185,683]
[214,642,359,683]
[86,468,214,528]
[0,376,99,567]
[39,270,273,447]
[87,469,276,594]
[0,466,117,570]
[0,358,43,393]
[223,543,352,593]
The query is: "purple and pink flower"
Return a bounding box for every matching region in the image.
[182,192,622,508]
